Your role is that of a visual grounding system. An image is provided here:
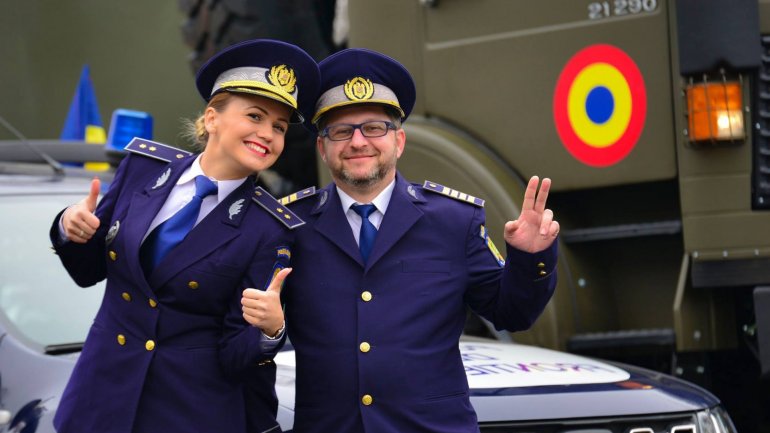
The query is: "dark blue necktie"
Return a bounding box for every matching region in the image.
[351,204,377,264]
[141,175,218,273]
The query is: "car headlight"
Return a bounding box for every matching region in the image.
[696,406,737,433]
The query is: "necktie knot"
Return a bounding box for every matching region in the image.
[351,203,376,219]
[194,175,218,200]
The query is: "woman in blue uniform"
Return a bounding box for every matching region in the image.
[50,39,319,433]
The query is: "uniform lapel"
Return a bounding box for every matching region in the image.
[312,185,364,266]
[146,177,253,289]
[366,174,424,269]
[122,156,195,298]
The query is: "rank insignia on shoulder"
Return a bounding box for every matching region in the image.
[279,187,317,205]
[124,138,193,162]
[253,187,305,229]
[422,181,485,207]
[480,225,505,267]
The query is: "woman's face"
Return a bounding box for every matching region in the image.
[202,93,292,180]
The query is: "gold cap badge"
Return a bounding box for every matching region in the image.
[344,77,374,101]
[267,65,297,94]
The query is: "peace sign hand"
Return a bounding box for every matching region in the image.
[503,176,559,253]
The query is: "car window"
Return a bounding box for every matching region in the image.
[0,194,104,347]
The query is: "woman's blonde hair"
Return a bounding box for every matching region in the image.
[180,92,233,151]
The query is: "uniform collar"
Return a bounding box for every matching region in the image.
[336,179,396,215]
[178,154,249,203]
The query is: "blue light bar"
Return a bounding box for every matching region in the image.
[107,109,153,152]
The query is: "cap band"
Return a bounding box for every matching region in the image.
[312,80,403,124]
[213,66,299,110]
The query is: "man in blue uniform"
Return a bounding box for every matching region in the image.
[244,48,559,433]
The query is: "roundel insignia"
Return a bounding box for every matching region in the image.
[344,77,374,101]
[553,44,646,167]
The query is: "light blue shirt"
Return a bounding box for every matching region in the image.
[142,154,246,241]
[336,179,396,245]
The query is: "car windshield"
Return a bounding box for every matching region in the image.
[0,193,104,347]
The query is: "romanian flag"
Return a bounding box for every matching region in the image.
[61,65,109,170]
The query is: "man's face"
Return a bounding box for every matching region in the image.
[316,105,405,190]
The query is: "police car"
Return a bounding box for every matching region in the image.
[0,140,112,433]
[0,141,737,433]
[273,340,736,432]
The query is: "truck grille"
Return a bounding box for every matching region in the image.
[479,413,698,433]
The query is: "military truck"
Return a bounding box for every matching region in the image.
[342,0,770,430]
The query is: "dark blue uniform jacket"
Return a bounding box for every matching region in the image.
[49,150,292,433]
[283,173,557,433]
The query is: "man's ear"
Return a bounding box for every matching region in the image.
[316,136,326,161]
[395,128,406,159]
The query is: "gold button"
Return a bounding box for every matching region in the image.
[537,262,546,268]
[121,292,131,302]
[360,342,371,353]
[109,251,117,261]
[188,281,199,289]
[361,291,372,302]
[145,340,156,351]
[361,394,373,406]
[148,299,158,308]
[117,334,126,345]
[539,270,547,276]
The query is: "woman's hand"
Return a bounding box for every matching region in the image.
[62,177,101,244]
[242,267,291,337]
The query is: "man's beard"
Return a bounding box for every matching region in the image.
[335,154,397,189]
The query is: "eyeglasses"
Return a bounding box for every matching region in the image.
[320,121,397,141]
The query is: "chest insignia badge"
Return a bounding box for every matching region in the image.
[229,199,245,220]
[106,220,120,245]
[152,168,171,190]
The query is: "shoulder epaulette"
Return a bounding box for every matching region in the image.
[422,181,485,207]
[253,187,305,229]
[279,186,317,205]
[124,137,193,162]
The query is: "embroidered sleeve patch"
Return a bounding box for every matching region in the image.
[480,225,505,267]
[277,247,291,260]
[264,262,285,289]
[264,247,291,289]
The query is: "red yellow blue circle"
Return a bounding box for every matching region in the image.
[553,44,646,167]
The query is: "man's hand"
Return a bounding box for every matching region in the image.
[503,176,559,253]
[62,177,101,244]
[242,267,291,337]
